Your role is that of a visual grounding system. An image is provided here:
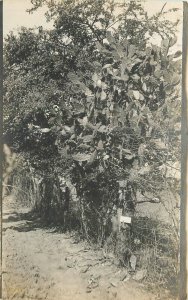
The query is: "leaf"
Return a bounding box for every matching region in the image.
[98,125,108,133]
[64,125,71,133]
[116,44,124,58]
[174,50,182,58]
[68,72,92,96]
[146,47,152,56]
[88,150,97,164]
[85,88,93,97]
[3,144,11,157]
[68,72,81,84]
[133,90,140,100]
[120,59,127,76]
[59,147,68,157]
[72,153,91,162]
[128,44,136,57]
[78,144,91,150]
[127,89,134,98]
[122,148,132,155]
[146,126,153,138]
[78,116,88,126]
[72,101,85,113]
[138,165,151,175]
[161,39,169,50]
[97,140,104,150]
[102,64,112,69]
[126,102,134,114]
[139,93,144,101]
[132,74,140,81]
[150,58,157,66]
[172,59,181,70]
[121,74,129,82]
[106,31,116,45]
[96,41,103,52]
[163,71,171,84]
[132,159,139,170]
[92,73,98,83]
[124,154,134,160]
[101,82,107,89]
[82,135,93,143]
[113,75,122,81]
[164,85,172,93]
[112,103,121,116]
[101,90,107,101]
[93,61,102,69]
[154,69,161,79]
[112,69,119,76]
[103,154,110,160]
[138,144,146,156]
[171,74,180,85]
[152,139,166,149]
[169,36,177,47]
[61,129,67,136]
[86,122,98,131]
[48,117,55,124]
[174,122,181,131]
[99,165,104,173]
[70,134,76,140]
[68,140,77,147]
[122,149,134,160]
[106,67,114,75]
[118,180,127,188]
[96,79,102,88]
[83,116,88,126]
[40,128,51,133]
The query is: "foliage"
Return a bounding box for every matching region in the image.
[4,0,180,260]
[131,216,179,297]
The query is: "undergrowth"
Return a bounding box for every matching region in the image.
[10,171,179,299]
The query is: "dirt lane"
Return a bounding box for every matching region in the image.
[2,198,168,300]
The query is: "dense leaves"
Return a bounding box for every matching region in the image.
[4,0,181,241]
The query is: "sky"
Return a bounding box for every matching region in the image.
[3,0,53,36]
[3,0,183,49]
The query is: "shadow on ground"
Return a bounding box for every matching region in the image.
[3,210,51,232]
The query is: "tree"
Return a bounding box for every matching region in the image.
[4,0,181,241]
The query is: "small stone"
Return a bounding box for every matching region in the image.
[86,288,92,293]
[133,269,147,281]
[121,270,128,281]
[20,291,25,298]
[81,266,90,273]
[123,274,131,282]
[110,281,117,287]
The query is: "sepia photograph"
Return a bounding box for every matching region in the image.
[2,0,186,299]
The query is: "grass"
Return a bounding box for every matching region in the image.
[10,174,180,299]
[112,215,179,298]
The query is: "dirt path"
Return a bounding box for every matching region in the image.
[2,197,167,300]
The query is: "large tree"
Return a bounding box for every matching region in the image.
[4,0,181,240]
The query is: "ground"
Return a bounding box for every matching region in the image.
[2,196,174,300]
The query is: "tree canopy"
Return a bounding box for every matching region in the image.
[4,0,181,239]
